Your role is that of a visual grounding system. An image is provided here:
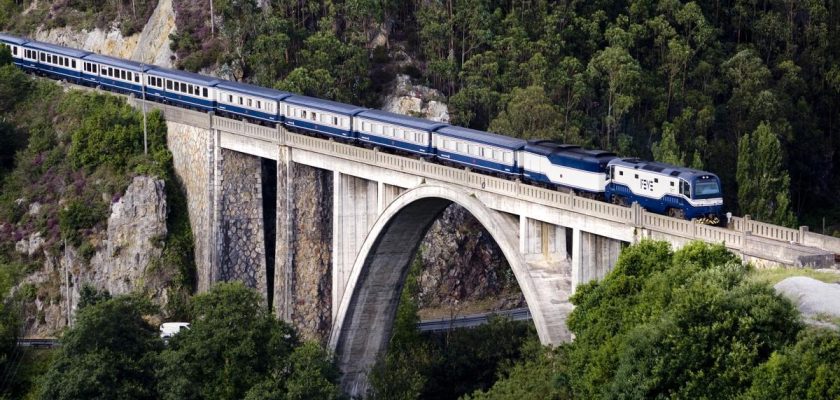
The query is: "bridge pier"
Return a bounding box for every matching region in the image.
[273,146,334,341]
[571,229,623,291]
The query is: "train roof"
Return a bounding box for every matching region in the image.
[23,40,90,58]
[147,67,222,86]
[83,53,150,72]
[609,158,719,180]
[0,33,28,45]
[284,95,367,115]
[435,125,527,150]
[525,140,616,172]
[524,140,581,156]
[357,109,448,131]
[215,80,292,101]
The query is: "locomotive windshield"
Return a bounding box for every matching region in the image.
[693,177,720,199]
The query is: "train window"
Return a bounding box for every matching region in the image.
[384,126,393,136]
[311,112,317,121]
[166,80,172,90]
[457,142,466,153]
[11,46,16,55]
[134,73,139,82]
[504,152,513,163]
[321,114,330,124]
[39,52,44,61]
[362,121,370,131]
[72,60,76,68]
[654,178,658,183]
[670,181,674,187]
[180,82,186,92]
[257,100,262,109]
[247,98,252,107]
[619,171,623,176]
[203,88,208,98]
[301,110,307,119]
[333,117,339,126]
[373,124,382,135]
[469,145,479,156]
[227,94,233,103]
[188,85,194,95]
[634,174,638,179]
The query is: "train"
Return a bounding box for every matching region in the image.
[0,33,724,224]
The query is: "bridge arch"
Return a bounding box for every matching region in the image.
[328,184,562,396]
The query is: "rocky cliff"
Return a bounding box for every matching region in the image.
[18,176,171,337]
[31,0,176,67]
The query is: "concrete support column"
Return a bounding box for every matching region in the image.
[275,146,294,321]
[332,172,379,320]
[210,128,222,285]
[520,216,568,261]
[572,229,622,292]
[571,228,582,292]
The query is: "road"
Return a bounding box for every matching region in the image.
[417,307,531,332]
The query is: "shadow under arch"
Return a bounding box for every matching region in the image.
[328,184,557,396]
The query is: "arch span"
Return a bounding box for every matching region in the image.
[328,184,565,396]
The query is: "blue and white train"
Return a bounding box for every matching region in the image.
[0,33,724,223]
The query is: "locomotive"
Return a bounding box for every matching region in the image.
[0,33,723,223]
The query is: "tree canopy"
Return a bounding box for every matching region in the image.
[156,282,341,400]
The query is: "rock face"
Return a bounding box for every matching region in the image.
[382,74,450,122]
[89,176,168,297]
[20,176,169,337]
[33,0,175,67]
[416,205,524,313]
[775,276,840,330]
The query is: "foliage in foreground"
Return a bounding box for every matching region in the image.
[157,282,342,400]
[34,283,342,400]
[469,241,834,400]
[567,241,801,399]
[38,295,162,400]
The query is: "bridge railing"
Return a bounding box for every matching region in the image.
[729,216,800,243]
[170,111,840,254]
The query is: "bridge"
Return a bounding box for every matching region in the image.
[124,96,839,396]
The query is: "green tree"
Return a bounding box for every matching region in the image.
[464,345,572,400]
[489,85,573,142]
[38,295,162,400]
[651,122,684,165]
[741,329,840,400]
[157,282,340,400]
[736,122,797,226]
[567,241,801,399]
[587,44,642,148]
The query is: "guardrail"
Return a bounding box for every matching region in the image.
[134,102,839,254]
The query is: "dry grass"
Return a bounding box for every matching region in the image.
[749,267,840,286]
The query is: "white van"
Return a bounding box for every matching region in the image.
[159,322,190,339]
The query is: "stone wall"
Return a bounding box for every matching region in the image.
[275,149,333,342]
[166,122,214,291]
[218,149,267,295]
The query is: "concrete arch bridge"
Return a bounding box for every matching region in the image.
[132,99,839,396]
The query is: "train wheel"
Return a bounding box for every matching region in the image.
[667,208,685,219]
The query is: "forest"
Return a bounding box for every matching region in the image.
[1,0,837,227]
[160,0,840,230]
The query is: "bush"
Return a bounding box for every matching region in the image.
[59,199,106,245]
